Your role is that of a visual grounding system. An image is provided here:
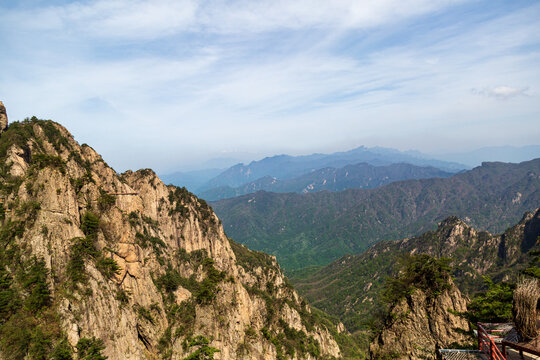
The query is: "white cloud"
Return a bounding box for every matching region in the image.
[472,85,529,100]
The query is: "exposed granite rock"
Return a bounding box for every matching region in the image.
[0,101,7,133]
[369,281,471,360]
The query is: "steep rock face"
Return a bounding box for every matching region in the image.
[369,282,470,359]
[0,118,340,360]
[0,101,7,134]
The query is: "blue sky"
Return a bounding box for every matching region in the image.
[0,0,539,173]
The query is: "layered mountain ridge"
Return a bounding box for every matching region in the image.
[0,116,342,359]
[212,158,540,269]
[200,162,453,201]
[196,146,464,192]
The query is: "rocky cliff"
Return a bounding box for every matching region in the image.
[369,280,470,359]
[0,116,341,359]
[0,101,7,134]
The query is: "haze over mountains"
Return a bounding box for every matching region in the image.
[200,163,453,201]
[161,145,540,203]
[211,158,540,269]
[161,146,464,193]
[432,145,540,168]
[200,146,465,190]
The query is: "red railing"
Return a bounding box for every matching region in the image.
[478,323,507,360]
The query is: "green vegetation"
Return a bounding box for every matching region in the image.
[70,171,94,193]
[38,118,72,153]
[22,258,52,312]
[155,266,183,303]
[0,118,76,195]
[0,162,74,360]
[153,249,228,357]
[135,232,166,255]
[81,211,99,237]
[97,189,116,212]
[156,256,226,305]
[31,153,66,174]
[135,304,155,325]
[0,115,357,360]
[51,339,74,360]
[15,200,41,221]
[115,288,130,305]
[156,296,200,358]
[466,278,514,323]
[0,250,69,359]
[168,186,192,217]
[67,212,119,288]
[242,283,353,359]
[0,119,35,160]
[212,159,540,269]
[276,319,321,359]
[95,257,120,279]
[76,337,107,360]
[201,162,453,201]
[229,238,278,272]
[127,211,140,227]
[382,254,452,305]
[194,258,226,304]
[168,299,196,338]
[182,335,219,360]
[229,238,362,358]
[522,245,540,278]
[0,269,19,323]
[67,236,98,286]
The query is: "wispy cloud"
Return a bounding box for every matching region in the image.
[0,1,539,172]
[4,0,469,38]
[472,86,529,100]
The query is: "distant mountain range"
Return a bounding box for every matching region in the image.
[211,158,540,269]
[199,162,453,201]
[432,145,540,168]
[161,145,540,199]
[159,146,466,193]
[199,146,464,191]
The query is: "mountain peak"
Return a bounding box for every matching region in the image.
[519,208,540,225]
[438,216,468,228]
[0,100,8,134]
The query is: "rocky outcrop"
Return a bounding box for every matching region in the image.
[0,101,7,133]
[0,118,341,360]
[369,281,471,359]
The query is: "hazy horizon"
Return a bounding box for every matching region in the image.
[159,144,540,175]
[1,0,539,173]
